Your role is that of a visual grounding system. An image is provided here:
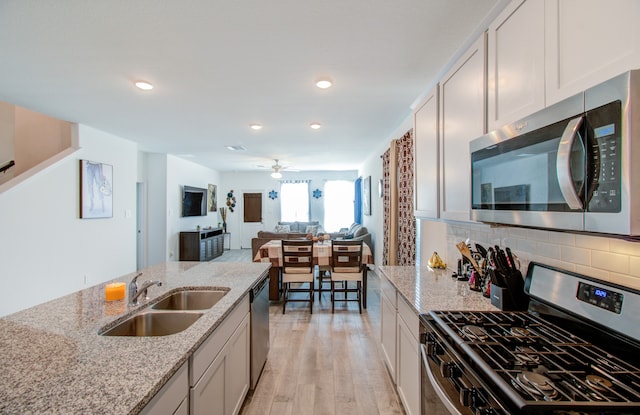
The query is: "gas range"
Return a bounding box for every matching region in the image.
[420,262,640,415]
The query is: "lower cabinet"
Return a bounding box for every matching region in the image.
[139,362,189,415]
[190,295,251,415]
[380,274,421,415]
[396,297,421,415]
[380,275,397,383]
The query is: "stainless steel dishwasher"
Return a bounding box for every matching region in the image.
[249,273,270,389]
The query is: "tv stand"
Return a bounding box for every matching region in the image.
[179,228,224,261]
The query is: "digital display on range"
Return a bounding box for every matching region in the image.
[577,282,623,314]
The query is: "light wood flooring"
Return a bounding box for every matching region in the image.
[214,249,405,415]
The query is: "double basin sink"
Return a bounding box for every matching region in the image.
[100,288,228,337]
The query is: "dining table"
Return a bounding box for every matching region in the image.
[253,239,374,307]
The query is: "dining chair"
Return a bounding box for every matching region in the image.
[329,240,364,313]
[315,265,332,300]
[281,239,315,314]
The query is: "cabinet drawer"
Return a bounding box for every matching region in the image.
[190,295,250,386]
[380,275,397,308]
[397,295,419,342]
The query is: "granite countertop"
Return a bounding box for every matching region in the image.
[378,265,499,314]
[0,261,270,415]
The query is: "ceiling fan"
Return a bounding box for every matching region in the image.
[263,159,298,178]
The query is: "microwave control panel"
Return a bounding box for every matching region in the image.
[587,101,621,213]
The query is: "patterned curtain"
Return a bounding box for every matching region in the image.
[382,130,416,266]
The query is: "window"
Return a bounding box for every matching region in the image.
[280,182,309,221]
[324,180,355,232]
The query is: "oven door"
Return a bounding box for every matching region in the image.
[420,343,468,415]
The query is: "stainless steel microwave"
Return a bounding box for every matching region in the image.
[470,70,640,236]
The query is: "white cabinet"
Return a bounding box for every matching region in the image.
[396,296,421,415]
[140,362,189,415]
[439,34,486,222]
[487,0,545,130]
[413,86,439,218]
[380,274,420,415]
[380,275,397,383]
[190,296,251,415]
[545,0,640,105]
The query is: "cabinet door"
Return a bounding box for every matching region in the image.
[545,0,640,105]
[397,314,420,415]
[413,86,439,218]
[191,349,226,415]
[487,0,545,130]
[440,34,486,222]
[380,290,397,383]
[140,363,188,415]
[226,313,250,415]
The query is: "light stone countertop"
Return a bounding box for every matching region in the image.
[0,261,270,415]
[378,265,499,314]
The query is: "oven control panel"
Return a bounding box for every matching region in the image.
[577,281,623,314]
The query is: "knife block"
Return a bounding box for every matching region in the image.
[490,285,528,311]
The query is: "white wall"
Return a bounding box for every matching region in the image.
[0,125,137,316]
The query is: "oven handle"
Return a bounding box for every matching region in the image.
[420,344,464,415]
[556,116,584,210]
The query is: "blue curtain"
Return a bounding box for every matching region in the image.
[354,177,362,224]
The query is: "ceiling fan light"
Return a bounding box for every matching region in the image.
[271,171,282,179]
[310,122,321,130]
[250,123,263,130]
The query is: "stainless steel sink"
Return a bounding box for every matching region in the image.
[151,289,228,311]
[100,312,203,336]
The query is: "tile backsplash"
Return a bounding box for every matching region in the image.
[433,221,640,290]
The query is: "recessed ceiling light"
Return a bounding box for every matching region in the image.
[250,124,263,130]
[134,80,154,91]
[310,123,322,130]
[316,79,332,89]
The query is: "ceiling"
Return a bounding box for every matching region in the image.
[0,0,501,173]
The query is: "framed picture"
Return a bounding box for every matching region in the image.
[79,159,113,219]
[363,176,371,216]
[208,184,217,212]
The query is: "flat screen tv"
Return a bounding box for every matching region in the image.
[182,185,207,217]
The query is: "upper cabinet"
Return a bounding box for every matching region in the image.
[545,0,640,105]
[487,0,545,131]
[413,86,439,218]
[439,34,486,223]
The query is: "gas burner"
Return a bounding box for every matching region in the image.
[461,325,488,341]
[466,315,484,325]
[514,352,540,367]
[585,374,613,392]
[512,371,559,400]
[510,326,532,338]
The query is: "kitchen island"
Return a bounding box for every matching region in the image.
[0,261,270,415]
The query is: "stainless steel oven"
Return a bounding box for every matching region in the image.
[419,262,640,415]
[470,70,640,236]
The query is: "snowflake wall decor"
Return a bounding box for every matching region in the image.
[268,190,278,200]
[312,189,322,199]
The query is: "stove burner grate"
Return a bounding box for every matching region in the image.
[512,371,559,400]
[461,325,489,341]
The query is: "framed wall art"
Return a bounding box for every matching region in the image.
[363,175,371,216]
[208,184,217,212]
[79,159,113,219]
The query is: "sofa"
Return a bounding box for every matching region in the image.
[333,223,373,253]
[250,221,322,260]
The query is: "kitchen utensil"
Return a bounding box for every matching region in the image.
[456,242,483,277]
[505,247,517,271]
[475,243,488,259]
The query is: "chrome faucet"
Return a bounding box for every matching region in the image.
[128,272,162,306]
